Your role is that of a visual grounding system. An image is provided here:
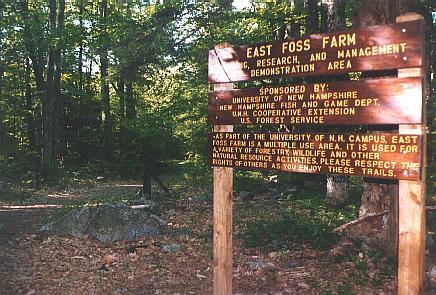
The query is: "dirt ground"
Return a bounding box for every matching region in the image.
[0,181,419,294]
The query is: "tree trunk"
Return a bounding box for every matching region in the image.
[143,160,152,199]
[305,0,319,35]
[352,0,425,257]
[44,0,57,168]
[321,0,345,32]
[321,0,348,206]
[0,2,5,146]
[25,58,35,147]
[53,0,65,164]
[43,0,65,169]
[77,0,85,161]
[115,79,127,154]
[117,80,125,119]
[21,0,46,167]
[125,82,136,120]
[100,0,113,160]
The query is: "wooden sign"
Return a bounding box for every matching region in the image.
[209,77,422,125]
[209,132,421,181]
[208,20,424,83]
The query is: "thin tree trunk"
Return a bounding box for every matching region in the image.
[25,58,35,147]
[20,1,45,93]
[125,82,135,120]
[143,161,152,199]
[322,0,348,206]
[53,0,65,164]
[77,0,85,161]
[115,80,128,153]
[0,1,5,145]
[117,80,125,119]
[20,0,45,163]
[86,60,92,98]
[44,0,57,168]
[100,0,113,160]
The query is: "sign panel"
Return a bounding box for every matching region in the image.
[208,132,421,180]
[208,20,424,83]
[209,77,422,125]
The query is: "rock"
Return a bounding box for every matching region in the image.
[247,259,274,270]
[238,191,254,201]
[39,207,91,238]
[96,176,106,182]
[139,199,157,211]
[38,203,167,243]
[284,260,300,269]
[162,243,181,253]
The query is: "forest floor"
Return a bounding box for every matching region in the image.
[0,170,433,295]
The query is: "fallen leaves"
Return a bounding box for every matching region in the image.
[0,182,399,294]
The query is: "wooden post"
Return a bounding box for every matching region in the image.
[396,13,427,295]
[213,43,234,295]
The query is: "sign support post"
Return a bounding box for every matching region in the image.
[397,13,427,295]
[208,18,426,293]
[213,44,234,295]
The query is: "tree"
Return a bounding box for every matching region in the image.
[353,0,431,256]
[19,0,66,170]
[321,0,349,206]
[99,0,113,161]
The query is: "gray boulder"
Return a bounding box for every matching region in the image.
[162,243,181,253]
[39,206,91,237]
[39,203,167,243]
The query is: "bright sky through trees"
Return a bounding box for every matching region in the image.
[233,0,251,10]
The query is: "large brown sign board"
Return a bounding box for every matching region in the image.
[208,20,424,83]
[208,77,422,125]
[208,132,421,181]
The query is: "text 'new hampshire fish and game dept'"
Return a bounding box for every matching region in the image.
[208,133,421,181]
[208,20,424,83]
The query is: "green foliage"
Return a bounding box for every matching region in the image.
[234,170,267,192]
[243,207,340,250]
[0,185,33,204]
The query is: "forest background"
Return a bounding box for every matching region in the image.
[0,0,435,250]
[0,0,434,185]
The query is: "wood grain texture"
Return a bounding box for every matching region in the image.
[397,12,426,295]
[212,43,234,295]
[208,20,424,83]
[209,132,421,181]
[208,77,422,126]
